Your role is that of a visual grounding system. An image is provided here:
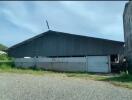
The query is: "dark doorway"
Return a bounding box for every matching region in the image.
[110,54,118,63]
[110,54,120,73]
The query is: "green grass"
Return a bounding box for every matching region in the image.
[0,64,55,75]
[0,64,132,89]
[65,72,132,89]
[65,72,114,81]
[100,73,132,89]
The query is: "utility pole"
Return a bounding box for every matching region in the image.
[46,20,50,30]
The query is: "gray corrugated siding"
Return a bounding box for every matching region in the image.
[123,1,132,73]
[8,31,124,58]
[14,56,110,73]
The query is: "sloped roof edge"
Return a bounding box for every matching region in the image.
[8,30,124,50]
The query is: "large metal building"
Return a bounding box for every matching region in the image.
[123,0,132,73]
[8,30,124,73]
[8,30,123,57]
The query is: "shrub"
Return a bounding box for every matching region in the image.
[0,54,12,60]
[0,63,12,70]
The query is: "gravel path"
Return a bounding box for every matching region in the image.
[0,73,132,100]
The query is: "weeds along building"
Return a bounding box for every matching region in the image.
[7,30,124,73]
[123,0,132,73]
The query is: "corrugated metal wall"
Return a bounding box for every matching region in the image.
[14,56,110,73]
[8,31,124,58]
[15,57,87,72]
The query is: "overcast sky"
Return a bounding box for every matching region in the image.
[0,1,127,47]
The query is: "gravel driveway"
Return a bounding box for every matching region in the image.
[0,73,132,100]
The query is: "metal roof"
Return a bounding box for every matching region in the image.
[8,30,124,50]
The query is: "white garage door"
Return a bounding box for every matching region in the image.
[87,56,110,73]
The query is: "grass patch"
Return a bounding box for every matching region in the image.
[65,72,132,89]
[0,64,132,89]
[0,64,55,75]
[100,73,132,89]
[65,72,112,80]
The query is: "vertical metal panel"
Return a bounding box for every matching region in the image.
[108,56,111,72]
[87,56,109,73]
